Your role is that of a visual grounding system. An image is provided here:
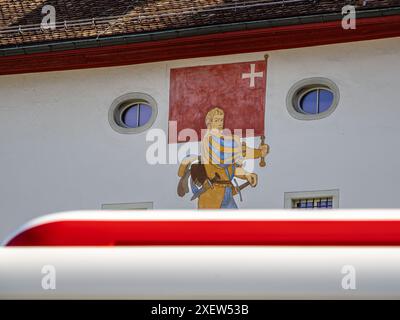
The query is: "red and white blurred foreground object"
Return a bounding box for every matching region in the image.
[3,210,400,299]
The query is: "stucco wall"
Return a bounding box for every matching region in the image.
[0,37,399,240]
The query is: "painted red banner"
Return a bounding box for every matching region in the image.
[169,60,267,143]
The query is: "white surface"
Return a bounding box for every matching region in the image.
[1,246,400,299]
[0,37,399,241]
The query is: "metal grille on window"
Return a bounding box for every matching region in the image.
[292,197,333,209]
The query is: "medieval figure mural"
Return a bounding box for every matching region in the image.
[177,107,270,209]
[169,60,270,209]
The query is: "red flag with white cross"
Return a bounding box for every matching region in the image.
[168,60,267,143]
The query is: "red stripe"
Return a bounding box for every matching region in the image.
[6,220,400,246]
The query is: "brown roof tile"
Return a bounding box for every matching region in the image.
[1,0,400,48]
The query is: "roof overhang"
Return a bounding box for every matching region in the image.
[0,10,399,76]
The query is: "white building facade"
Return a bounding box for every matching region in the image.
[1,35,399,240]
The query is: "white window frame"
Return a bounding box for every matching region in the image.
[284,189,339,209]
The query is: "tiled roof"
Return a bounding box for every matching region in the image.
[1,0,400,48]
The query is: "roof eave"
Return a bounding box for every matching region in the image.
[1,6,400,57]
[0,7,399,75]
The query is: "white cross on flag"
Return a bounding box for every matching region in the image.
[169,60,267,143]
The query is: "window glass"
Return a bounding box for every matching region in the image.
[299,89,334,114]
[122,103,153,128]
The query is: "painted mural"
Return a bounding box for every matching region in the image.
[171,60,270,209]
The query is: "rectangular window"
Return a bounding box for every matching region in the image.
[284,190,339,209]
[292,197,333,209]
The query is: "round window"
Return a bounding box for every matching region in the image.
[121,103,153,128]
[298,88,334,115]
[109,93,158,134]
[286,78,339,120]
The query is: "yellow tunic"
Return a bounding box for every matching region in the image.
[198,131,261,209]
